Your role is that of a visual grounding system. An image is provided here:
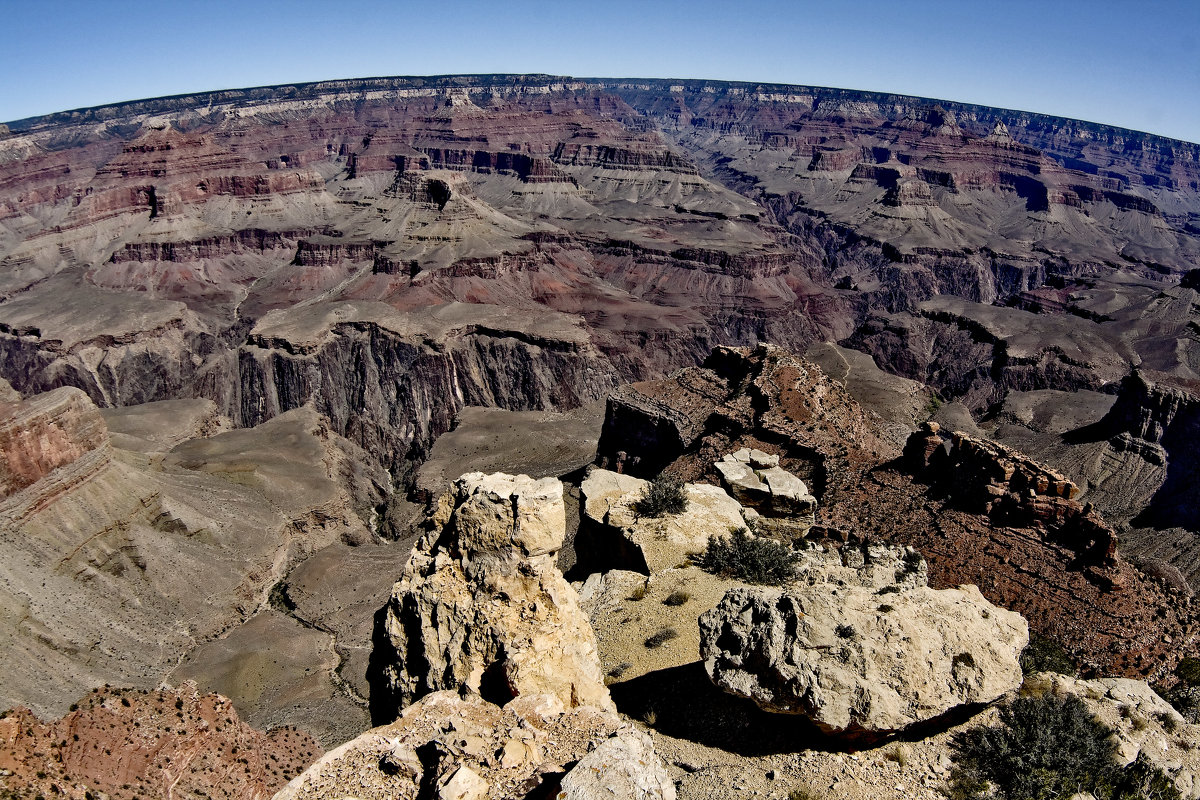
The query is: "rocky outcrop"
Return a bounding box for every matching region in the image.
[558,729,676,800]
[0,684,321,800]
[0,387,110,497]
[373,472,614,719]
[1091,371,1200,534]
[714,448,816,535]
[596,344,898,491]
[904,422,1118,570]
[699,545,1028,736]
[578,467,748,573]
[274,690,624,800]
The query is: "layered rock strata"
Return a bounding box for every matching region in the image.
[0,387,110,497]
[904,421,1118,571]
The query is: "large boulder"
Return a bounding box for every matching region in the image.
[558,729,676,800]
[579,467,746,573]
[699,545,1027,735]
[374,472,614,718]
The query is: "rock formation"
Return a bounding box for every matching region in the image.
[558,729,676,800]
[594,344,1197,680]
[578,467,747,573]
[274,690,625,800]
[373,472,614,718]
[699,545,1028,736]
[904,421,1118,571]
[0,387,110,496]
[714,448,816,537]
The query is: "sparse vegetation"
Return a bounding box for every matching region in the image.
[948,694,1180,800]
[788,788,824,800]
[644,627,679,649]
[662,590,691,606]
[894,549,925,583]
[607,661,634,680]
[627,583,648,601]
[884,744,910,767]
[1157,657,1200,722]
[696,527,799,585]
[1176,656,1200,686]
[1019,632,1078,677]
[632,475,689,517]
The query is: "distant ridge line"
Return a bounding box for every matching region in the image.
[5,73,1198,152]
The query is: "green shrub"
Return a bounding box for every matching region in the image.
[948,694,1180,800]
[1176,656,1200,686]
[696,527,799,585]
[894,548,925,582]
[1020,632,1077,677]
[632,475,689,517]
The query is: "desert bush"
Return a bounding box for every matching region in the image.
[1019,632,1077,677]
[696,527,799,585]
[644,628,679,649]
[787,788,824,800]
[948,694,1180,800]
[662,590,691,606]
[1176,656,1200,687]
[894,548,925,582]
[632,475,689,517]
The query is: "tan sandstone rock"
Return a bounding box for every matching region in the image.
[558,729,677,800]
[375,472,614,718]
[580,467,745,573]
[699,545,1028,735]
[274,690,623,800]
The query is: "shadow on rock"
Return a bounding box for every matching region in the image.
[608,662,840,756]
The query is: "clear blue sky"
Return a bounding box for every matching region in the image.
[3,0,1198,143]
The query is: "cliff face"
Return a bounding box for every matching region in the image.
[2,76,1196,492]
[0,387,110,497]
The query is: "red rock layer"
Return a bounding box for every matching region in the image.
[0,685,321,800]
[0,387,108,497]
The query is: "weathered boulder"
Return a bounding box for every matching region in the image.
[699,546,1027,735]
[274,690,624,800]
[715,448,816,523]
[374,472,614,718]
[558,729,676,800]
[579,467,746,573]
[1024,673,1200,798]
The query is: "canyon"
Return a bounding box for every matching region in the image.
[1,73,1200,798]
